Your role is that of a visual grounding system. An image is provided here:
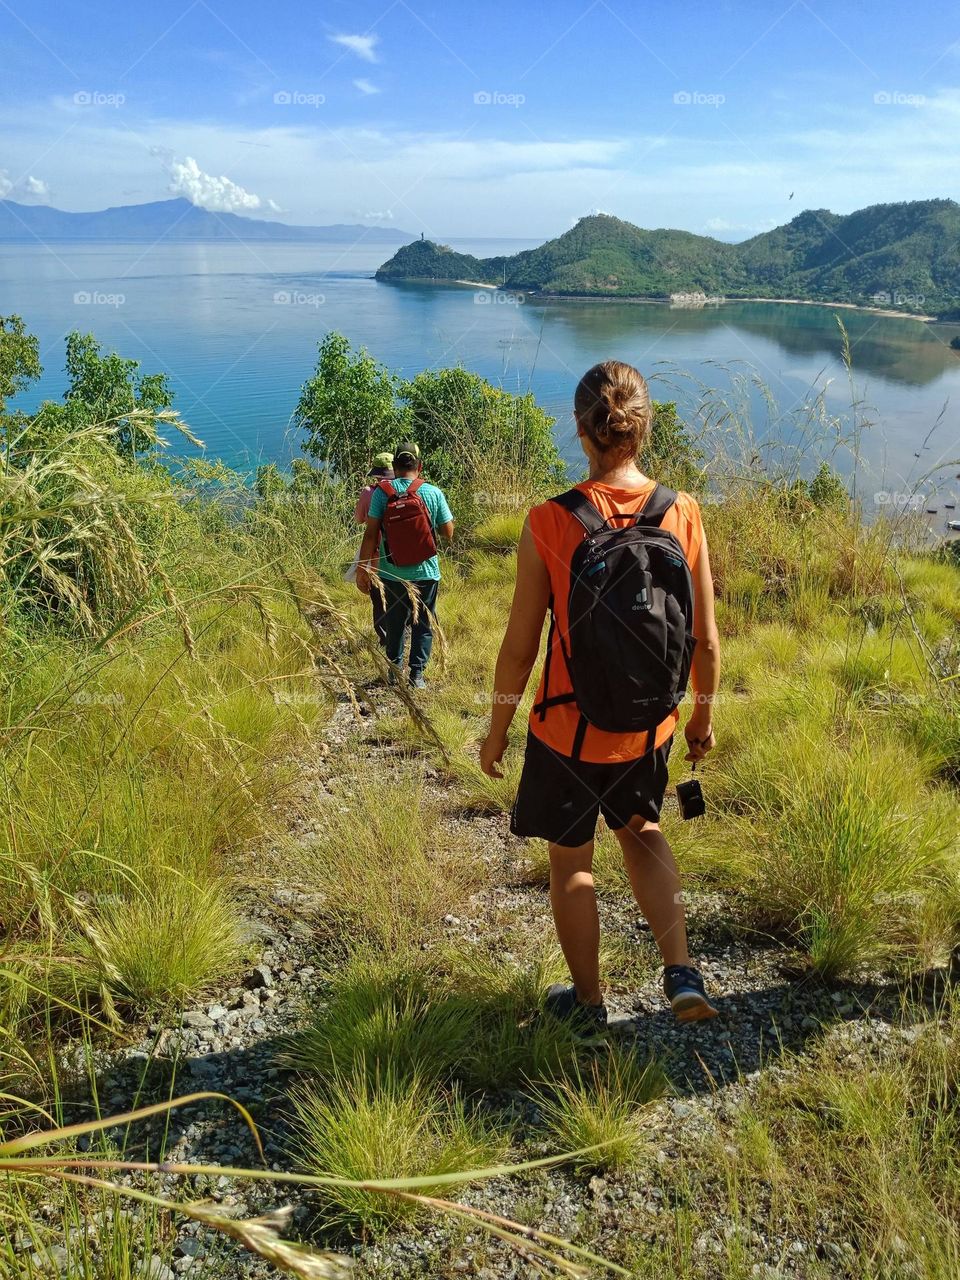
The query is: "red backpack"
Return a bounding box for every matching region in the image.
[379,478,437,567]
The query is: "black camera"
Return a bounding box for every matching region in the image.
[676,777,706,820]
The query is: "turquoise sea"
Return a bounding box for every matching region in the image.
[3,239,959,517]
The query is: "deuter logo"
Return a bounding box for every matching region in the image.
[632,587,650,611]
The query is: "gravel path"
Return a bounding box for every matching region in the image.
[29,689,950,1280]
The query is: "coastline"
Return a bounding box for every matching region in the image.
[376,276,941,322]
[528,291,938,322]
[729,295,937,323]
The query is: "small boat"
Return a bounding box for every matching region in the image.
[948,520,960,532]
[945,502,956,510]
[926,507,938,514]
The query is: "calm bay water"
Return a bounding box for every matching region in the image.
[3,240,960,512]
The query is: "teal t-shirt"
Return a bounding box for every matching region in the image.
[368,478,454,581]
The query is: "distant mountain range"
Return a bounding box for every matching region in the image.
[376,201,960,318]
[0,198,417,245]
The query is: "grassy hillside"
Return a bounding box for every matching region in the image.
[2,318,960,1277]
[376,201,960,315]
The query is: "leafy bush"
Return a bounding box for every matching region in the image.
[399,365,563,509]
[643,400,705,492]
[293,333,564,526]
[295,332,400,481]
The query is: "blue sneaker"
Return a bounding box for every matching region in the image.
[544,984,608,1041]
[410,671,427,690]
[663,965,719,1023]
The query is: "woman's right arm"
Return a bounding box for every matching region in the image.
[479,517,550,777]
[686,531,720,762]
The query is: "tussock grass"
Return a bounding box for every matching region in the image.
[283,944,588,1096]
[529,1047,667,1172]
[701,732,960,975]
[469,511,526,554]
[719,1001,960,1276]
[96,876,244,1006]
[282,952,475,1086]
[293,774,484,952]
[292,1072,507,1232]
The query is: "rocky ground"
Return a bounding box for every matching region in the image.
[22,689,948,1280]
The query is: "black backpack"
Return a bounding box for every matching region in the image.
[534,484,696,754]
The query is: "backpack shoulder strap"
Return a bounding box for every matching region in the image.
[549,487,606,536]
[379,479,397,499]
[405,477,425,496]
[635,483,677,528]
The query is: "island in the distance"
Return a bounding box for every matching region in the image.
[375,201,960,320]
[0,197,416,245]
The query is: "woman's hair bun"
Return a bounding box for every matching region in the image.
[574,361,652,455]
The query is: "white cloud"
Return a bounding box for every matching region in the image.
[167,155,266,213]
[363,208,395,221]
[5,85,960,236]
[0,170,50,202]
[23,175,49,199]
[353,78,380,95]
[330,33,379,63]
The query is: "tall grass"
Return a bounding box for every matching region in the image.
[3,332,959,1275]
[290,776,484,953]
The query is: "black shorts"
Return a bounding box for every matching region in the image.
[510,730,672,848]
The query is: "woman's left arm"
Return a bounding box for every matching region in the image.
[479,518,551,778]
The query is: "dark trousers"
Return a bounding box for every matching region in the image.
[383,578,439,676]
[370,584,388,646]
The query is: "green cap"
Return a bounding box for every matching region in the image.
[370,451,395,474]
[393,441,421,466]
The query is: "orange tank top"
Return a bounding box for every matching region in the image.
[527,480,704,764]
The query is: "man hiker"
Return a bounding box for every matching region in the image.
[353,452,395,646]
[356,443,454,689]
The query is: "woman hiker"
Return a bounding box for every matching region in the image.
[479,360,721,1033]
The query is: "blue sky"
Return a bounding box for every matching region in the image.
[1,0,958,237]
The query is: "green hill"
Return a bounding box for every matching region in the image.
[376,201,960,316]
